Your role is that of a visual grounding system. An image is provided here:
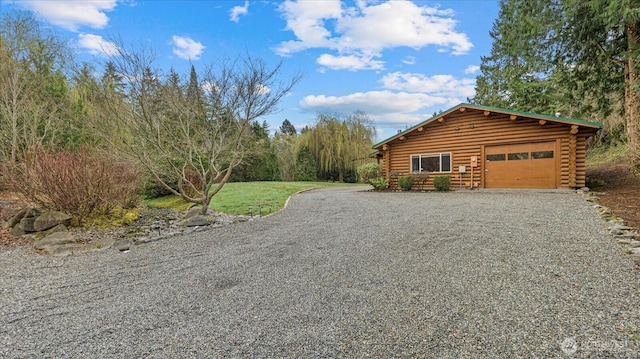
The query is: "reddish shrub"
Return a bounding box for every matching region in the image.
[3,147,140,222]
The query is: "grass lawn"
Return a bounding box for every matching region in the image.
[145,181,368,215]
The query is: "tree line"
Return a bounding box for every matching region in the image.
[0,11,376,216]
[472,0,640,170]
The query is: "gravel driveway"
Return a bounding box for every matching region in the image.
[2,188,640,358]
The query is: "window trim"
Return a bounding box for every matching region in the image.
[410,152,452,174]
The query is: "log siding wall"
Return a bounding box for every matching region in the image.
[379,109,598,190]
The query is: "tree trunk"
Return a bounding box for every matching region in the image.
[625,22,640,172]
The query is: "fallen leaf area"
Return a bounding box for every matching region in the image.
[586,157,640,229]
[1,158,639,247]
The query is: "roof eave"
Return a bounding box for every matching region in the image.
[372,103,603,149]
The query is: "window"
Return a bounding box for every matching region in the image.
[532,150,554,159]
[486,154,506,162]
[508,152,529,160]
[411,153,451,173]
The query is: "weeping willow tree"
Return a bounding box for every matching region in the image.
[298,111,376,182]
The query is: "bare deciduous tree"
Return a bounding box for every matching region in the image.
[98,43,301,214]
[0,11,69,161]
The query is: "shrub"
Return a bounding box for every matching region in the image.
[398,175,413,190]
[412,173,429,191]
[357,163,383,183]
[585,177,605,189]
[2,147,141,224]
[433,175,451,191]
[369,177,388,190]
[342,170,358,183]
[357,163,387,189]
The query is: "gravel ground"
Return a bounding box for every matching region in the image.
[1,188,640,358]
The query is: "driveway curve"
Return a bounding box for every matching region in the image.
[1,188,640,358]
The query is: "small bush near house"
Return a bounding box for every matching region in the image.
[357,163,383,183]
[433,175,451,191]
[412,173,429,191]
[357,163,387,189]
[369,177,388,190]
[398,175,413,190]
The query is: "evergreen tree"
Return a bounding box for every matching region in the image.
[294,145,316,181]
[231,120,280,181]
[553,0,637,167]
[279,119,297,135]
[471,0,560,114]
[473,0,640,169]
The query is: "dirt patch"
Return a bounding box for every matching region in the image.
[587,157,640,229]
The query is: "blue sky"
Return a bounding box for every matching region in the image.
[0,0,499,141]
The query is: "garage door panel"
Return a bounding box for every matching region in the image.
[485,142,556,188]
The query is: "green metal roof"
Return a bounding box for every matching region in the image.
[373,103,604,149]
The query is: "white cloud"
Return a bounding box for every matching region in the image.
[171,36,205,60]
[78,33,119,57]
[275,0,472,70]
[317,53,384,71]
[300,90,450,114]
[275,0,343,56]
[229,1,249,22]
[465,65,480,74]
[402,56,416,65]
[299,69,476,133]
[18,0,118,31]
[380,72,476,98]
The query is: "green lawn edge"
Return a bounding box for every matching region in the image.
[145,181,368,215]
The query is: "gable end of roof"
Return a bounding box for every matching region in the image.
[373,103,603,149]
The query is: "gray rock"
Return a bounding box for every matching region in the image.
[33,211,73,231]
[114,239,134,251]
[184,206,204,219]
[94,237,115,251]
[617,238,632,245]
[628,247,640,256]
[179,214,214,227]
[612,223,635,231]
[610,228,625,236]
[4,208,28,228]
[49,243,91,256]
[19,216,37,232]
[9,225,26,237]
[34,232,76,250]
[33,224,68,240]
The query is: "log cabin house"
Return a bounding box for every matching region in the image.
[371,103,603,190]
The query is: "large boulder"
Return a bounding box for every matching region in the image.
[34,231,76,250]
[33,211,73,232]
[33,224,68,240]
[179,215,214,227]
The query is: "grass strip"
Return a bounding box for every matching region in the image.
[145,181,367,215]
